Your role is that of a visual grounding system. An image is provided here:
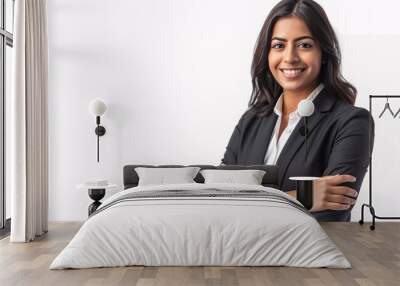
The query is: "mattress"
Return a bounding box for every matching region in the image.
[50,183,351,269]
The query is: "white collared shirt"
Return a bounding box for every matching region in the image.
[264,83,325,165]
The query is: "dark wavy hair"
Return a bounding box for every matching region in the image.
[247,0,357,116]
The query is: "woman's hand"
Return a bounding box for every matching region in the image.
[310,174,358,212]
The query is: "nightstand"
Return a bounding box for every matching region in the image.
[77,183,117,216]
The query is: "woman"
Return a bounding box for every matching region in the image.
[221,0,374,221]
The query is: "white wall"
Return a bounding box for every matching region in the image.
[47,0,400,221]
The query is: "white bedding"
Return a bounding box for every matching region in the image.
[50,183,351,269]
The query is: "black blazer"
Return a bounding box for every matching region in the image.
[222,88,375,222]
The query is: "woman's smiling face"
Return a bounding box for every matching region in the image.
[268,16,322,94]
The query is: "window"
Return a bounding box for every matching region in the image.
[0,0,14,234]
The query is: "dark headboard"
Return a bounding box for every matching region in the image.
[123,164,279,189]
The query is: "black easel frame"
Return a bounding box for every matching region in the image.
[359,95,400,230]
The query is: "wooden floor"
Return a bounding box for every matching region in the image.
[0,222,399,286]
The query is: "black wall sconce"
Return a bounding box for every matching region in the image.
[297,99,315,165]
[89,98,107,162]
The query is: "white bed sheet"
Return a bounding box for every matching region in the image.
[50,183,351,269]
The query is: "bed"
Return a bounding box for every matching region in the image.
[50,165,350,269]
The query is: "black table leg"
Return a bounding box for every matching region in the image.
[88,189,105,216]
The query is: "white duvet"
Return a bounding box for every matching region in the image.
[50,183,351,269]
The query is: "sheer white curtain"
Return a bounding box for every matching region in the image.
[10,0,48,242]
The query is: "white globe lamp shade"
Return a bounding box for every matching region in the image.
[89,99,107,116]
[297,99,314,117]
